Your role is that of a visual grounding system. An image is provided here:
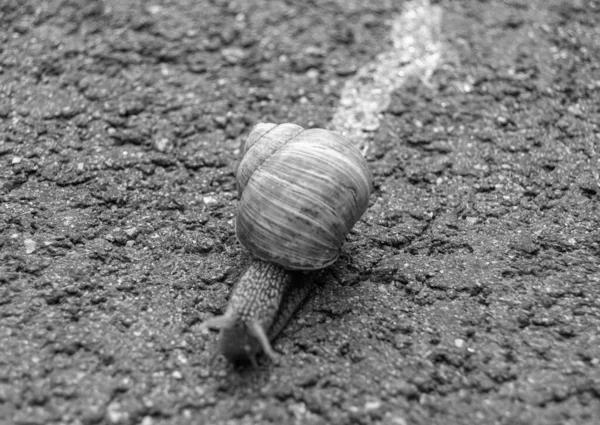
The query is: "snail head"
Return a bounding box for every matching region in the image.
[201,314,279,367]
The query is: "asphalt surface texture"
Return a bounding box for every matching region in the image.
[1,1,599,424]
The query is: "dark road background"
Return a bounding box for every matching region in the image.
[1,1,599,424]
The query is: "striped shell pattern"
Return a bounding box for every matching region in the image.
[236,123,372,271]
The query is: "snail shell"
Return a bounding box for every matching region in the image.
[236,123,372,270]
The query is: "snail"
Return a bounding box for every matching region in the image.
[199,123,372,365]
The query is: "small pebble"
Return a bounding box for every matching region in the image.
[141,417,154,425]
[106,402,128,424]
[154,137,170,152]
[125,227,137,237]
[365,399,382,410]
[24,238,36,254]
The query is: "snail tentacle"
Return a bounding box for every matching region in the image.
[198,314,236,333]
[248,320,280,364]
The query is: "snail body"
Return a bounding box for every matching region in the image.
[199,123,372,365]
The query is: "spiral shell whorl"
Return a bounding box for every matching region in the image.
[236,123,372,271]
[243,123,277,152]
[236,123,304,194]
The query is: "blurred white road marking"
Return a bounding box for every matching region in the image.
[329,0,442,152]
